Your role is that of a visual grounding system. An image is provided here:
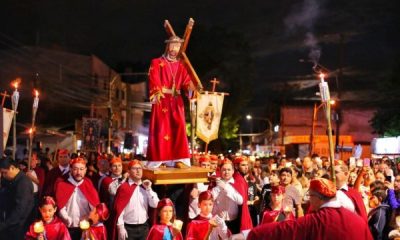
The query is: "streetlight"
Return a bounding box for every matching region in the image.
[246,114,273,146]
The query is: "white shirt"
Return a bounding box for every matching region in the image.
[59,176,93,227]
[29,170,39,193]
[337,184,355,213]
[197,213,229,240]
[211,178,243,221]
[59,165,70,175]
[117,178,159,225]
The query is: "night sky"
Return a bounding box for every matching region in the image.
[1,0,399,112]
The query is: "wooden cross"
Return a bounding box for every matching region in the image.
[164,18,203,90]
[0,91,10,107]
[210,78,220,92]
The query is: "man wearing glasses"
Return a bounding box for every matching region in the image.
[55,157,100,240]
[110,160,159,240]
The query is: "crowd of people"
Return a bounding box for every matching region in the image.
[0,148,399,240]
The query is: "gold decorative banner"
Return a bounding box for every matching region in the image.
[3,108,14,149]
[196,93,224,144]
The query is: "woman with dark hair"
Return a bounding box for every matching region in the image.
[146,198,183,240]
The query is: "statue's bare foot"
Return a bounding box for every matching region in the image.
[159,163,167,168]
[174,162,189,169]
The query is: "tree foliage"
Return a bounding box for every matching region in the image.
[370,58,400,136]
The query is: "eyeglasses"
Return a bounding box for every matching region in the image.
[130,167,143,171]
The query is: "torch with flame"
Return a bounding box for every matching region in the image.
[28,89,40,171]
[11,78,21,160]
[33,221,46,239]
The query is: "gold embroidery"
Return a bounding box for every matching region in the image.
[162,108,168,113]
[164,135,170,141]
[159,62,165,68]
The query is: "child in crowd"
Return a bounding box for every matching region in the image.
[25,196,71,240]
[186,190,230,240]
[368,189,391,240]
[147,198,183,240]
[84,203,109,240]
[261,185,295,224]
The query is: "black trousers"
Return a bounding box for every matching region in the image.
[226,218,241,234]
[68,227,82,240]
[125,221,149,240]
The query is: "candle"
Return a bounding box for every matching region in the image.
[33,221,44,234]
[172,219,183,231]
[79,219,90,230]
[33,89,39,109]
[319,73,325,82]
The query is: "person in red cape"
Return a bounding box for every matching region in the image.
[261,185,295,224]
[334,163,368,221]
[99,157,126,208]
[146,34,199,168]
[55,157,100,240]
[43,149,70,197]
[186,190,230,240]
[25,196,71,240]
[89,154,110,192]
[83,203,109,240]
[146,198,183,240]
[231,178,373,240]
[110,160,159,240]
[210,159,253,234]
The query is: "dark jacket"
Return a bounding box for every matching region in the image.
[0,170,34,239]
[368,203,391,240]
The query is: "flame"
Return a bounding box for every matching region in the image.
[319,73,325,80]
[34,89,39,97]
[11,78,21,89]
[28,128,33,134]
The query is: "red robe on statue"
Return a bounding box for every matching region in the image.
[147,56,193,165]
[146,224,183,240]
[54,177,99,210]
[247,207,373,240]
[25,216,71,240]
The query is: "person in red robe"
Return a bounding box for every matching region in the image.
[82,203,109,240]
[210,159,253,234]
[186,190,231,240]
[25,196,71,240]
[42,149,70,197]
[89,154,110,192]
[99,157,126,208]
[146,198,183,240]
[146,34,199,168]
[109,160,159,240]
[334,163,368,221]
[55,157,100,240]
[261,185,295,224]
[230,178,373,240]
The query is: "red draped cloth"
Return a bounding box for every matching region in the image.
[247,207,373,240]
[146,224,183,240]
[25,216,71,240]
[88,225,107,240]
[147,56,192,162]
[55,177,99,210]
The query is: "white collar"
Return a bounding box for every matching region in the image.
[59,165,69,172]
[68,175,84,186]
[339,184,349,191]
[224,178,235,184]
[320,198,341,209]
[128,178,142,186]
[199,213,212,219]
